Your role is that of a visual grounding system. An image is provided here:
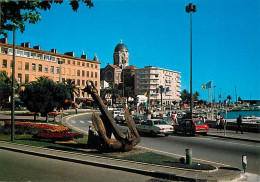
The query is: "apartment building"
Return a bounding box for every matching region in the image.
[135,66,181,106]
[0,38,100,98]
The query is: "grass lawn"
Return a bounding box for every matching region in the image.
[0,133,216,171]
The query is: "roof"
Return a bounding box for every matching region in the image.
[123,65,138,69]
[114,40,128,52]
[109,64,121,69]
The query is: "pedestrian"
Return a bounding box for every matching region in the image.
[216,112,221,130]
[236,114,244,134]
[171,112,175,122]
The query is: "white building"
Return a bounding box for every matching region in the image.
[135,66,181,106]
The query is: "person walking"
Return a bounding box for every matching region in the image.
[216,112,221,130]
[236,114,244,134]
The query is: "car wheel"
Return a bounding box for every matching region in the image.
[150,131,156,137]
[202,132,207,136]
[165,134,169,137]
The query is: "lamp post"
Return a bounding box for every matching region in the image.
[58,59,62,83]
[186,3,196,119]
[11,28,16,141]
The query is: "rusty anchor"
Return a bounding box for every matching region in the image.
[85,80,141,151]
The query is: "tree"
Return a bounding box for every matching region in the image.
[20,77,70,122]
[193,91,200,101]
[0,0,93,35]
[65,79,79,103]
[0,71,17,108]
[180,89,190,103]
[226,95,232,104]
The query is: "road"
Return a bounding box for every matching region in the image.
[0,149,155,182]
[65,112,260,174]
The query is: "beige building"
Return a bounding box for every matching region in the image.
[0,38,100,98]
[135,66,181,106]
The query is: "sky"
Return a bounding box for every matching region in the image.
[2,0,260,101]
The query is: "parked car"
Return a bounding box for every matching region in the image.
[136,119,174,136]
[174,119,209,136]
[133,114,147,124]
[115,112,125,123]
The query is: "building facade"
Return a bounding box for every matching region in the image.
[135,66,181,106]
[0,38,101,98]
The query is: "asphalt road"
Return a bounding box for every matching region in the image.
[65,112,260,174]
[0,149,155,182]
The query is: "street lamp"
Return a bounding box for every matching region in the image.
[58,59,62,83]
[186,3,196,119]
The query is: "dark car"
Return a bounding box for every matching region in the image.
[174,119,209,136]
[133,114,147,124]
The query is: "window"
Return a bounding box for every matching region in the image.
[24,51,30,57]
[67,68,71,76]
[77,79,80,85]
[2,59,7,68]
[91,72,93,78]
[25,62,29,70]
[67,60,71,64]
[10,60,13,69]
[56,67,60,74]
[82,80,85,86]
[38,64,42,72]
[77,61,80,66]
[31,53,37,58]
[62,59,65,64]
[17,61,22,70]
[91,64,93,68]
[95,64,98,68]
[95,72,97,78]
[87,71,89,77]
[82,62,85,66]
[18,74,22,84]
[62,78,65,83]
[45,66,48,73]
[73,61,75,65]
[77,70,80,76]
[37,54,42,59]
[87,63,89,67]
[50,66,54,73]
[25,74,29,83]
[82,70,85,77]
[32,63,36,71]
[1,48,8,54]
[51,56,55,62]
[95,81,97,86]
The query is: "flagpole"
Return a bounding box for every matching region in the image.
[211,80,213,120]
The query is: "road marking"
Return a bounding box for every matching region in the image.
[79,120,85,124]
[71,120,76,124]
[138,146,230,167]
[88,121,92,124]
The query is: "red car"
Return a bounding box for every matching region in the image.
[174,119,209,136]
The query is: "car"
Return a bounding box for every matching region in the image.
[136,119,174,136]
[115,113,125,123]
[174,119,209,136]
[133,114,147,124]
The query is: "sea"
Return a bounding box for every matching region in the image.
[220,110,260,119]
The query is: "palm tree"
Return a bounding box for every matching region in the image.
[65,79,78,102]
[193,91,200,101]
[227,95,232,104]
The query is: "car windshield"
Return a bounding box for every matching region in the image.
[153,120,167,125]
[194,120,205,126]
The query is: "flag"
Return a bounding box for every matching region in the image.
[202,81,212,89]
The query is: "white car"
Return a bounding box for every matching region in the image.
[136,119,174,136]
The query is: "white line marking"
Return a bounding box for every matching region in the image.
[88,121,92,124]
[71,120,76,124]
[79,120,85,124]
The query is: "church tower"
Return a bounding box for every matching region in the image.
[113,40,129,69]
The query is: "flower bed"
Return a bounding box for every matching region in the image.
[33,132,83,141]
[5,121,69,132]
[4,121,82,141]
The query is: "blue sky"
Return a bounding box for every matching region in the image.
[2,0,260,101]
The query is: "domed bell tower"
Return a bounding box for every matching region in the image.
[113,40,129,69]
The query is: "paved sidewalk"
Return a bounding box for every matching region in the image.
[207,128,260,143]
[0,141,243,182]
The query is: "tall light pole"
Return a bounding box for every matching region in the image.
[11,28,16,141]
[186,3,196,119]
